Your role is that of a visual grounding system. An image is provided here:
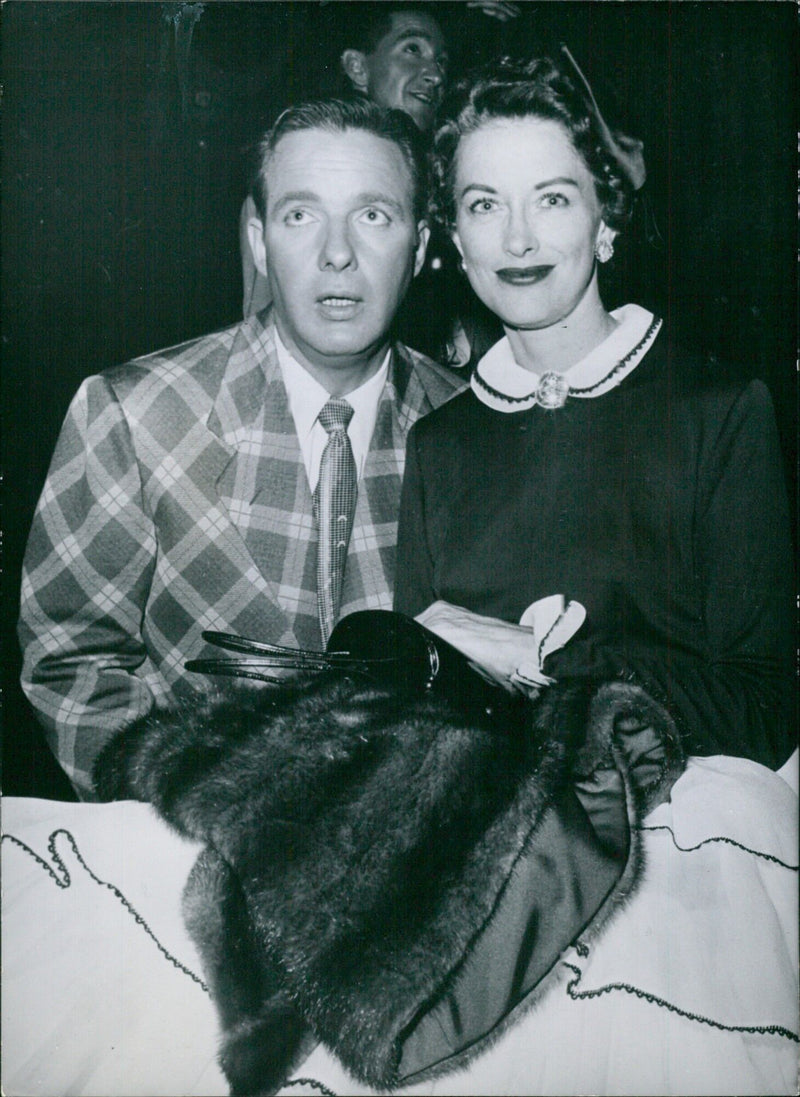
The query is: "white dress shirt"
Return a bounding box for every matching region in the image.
[274,329,390,491]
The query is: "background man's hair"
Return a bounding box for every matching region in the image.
[251,97,429,223]
[341,3,442,56]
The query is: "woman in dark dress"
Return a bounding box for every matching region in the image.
[385,54,798,1094]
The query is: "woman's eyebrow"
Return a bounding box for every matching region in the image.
[534,177,580,190]
[459,183,498,199]
[459,178,580,201]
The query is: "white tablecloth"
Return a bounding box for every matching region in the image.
[2,797,227,1097]
[3,752,798,1096]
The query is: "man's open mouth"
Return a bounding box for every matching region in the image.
[316,295,363,318]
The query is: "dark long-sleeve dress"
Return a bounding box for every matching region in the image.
[396,317,794,769]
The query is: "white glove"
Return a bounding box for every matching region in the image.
[510,595,586,690]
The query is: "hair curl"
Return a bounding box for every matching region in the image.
[432,55,636,234]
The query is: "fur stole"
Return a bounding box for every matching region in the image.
[94,671,684,1095]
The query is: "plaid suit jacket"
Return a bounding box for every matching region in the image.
[19,311,463,797]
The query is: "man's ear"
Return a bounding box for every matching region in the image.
[341,49,370,92]
[246,216,268,278]
[413,222,431,277]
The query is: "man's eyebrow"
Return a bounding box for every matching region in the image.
[271,190,320,213]
[392,28,448,53]
[393,28,435,43]
[271,191,409,217]
[355,192,408,215]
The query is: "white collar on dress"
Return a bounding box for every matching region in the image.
[471,304,662,413]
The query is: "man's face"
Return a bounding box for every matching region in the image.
[257,127,428,389]
[355,11,448,132]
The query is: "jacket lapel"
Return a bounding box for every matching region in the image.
[203,323,461,646]
[339,346,446,620]
[204,315,315,646]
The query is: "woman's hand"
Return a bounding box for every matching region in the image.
[416,600,540,695]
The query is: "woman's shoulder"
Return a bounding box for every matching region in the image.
[624,334,784,490]
[632,327,777,422]
[410,384,486,441]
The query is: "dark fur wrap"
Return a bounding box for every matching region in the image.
[94,672,684,1095]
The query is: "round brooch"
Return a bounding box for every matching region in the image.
[536,371,571,409]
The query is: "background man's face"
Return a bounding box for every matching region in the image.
[363,11,448,131]
[263,127,428,382]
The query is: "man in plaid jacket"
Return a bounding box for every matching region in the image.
[19,99,462,798]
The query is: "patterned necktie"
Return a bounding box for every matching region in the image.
[314,398,357,646]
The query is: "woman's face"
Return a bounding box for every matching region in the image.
[452,117,615,332]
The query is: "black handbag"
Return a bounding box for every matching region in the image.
[186,608,528,733]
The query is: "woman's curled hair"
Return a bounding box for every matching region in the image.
[432,55,637,234]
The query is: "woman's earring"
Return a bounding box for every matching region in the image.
[595,239,614,264]
[459,258,467,273]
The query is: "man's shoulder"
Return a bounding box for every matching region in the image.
[394,342,467,410]
[102,319,248,391]
[92,315,276,413]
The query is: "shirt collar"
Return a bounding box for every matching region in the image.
[274,328,390,441]
[472,304,661,413]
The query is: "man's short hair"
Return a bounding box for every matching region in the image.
[344,2,441,55]
[251,97,429,224]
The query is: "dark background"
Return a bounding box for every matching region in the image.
[3,1,797,799]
